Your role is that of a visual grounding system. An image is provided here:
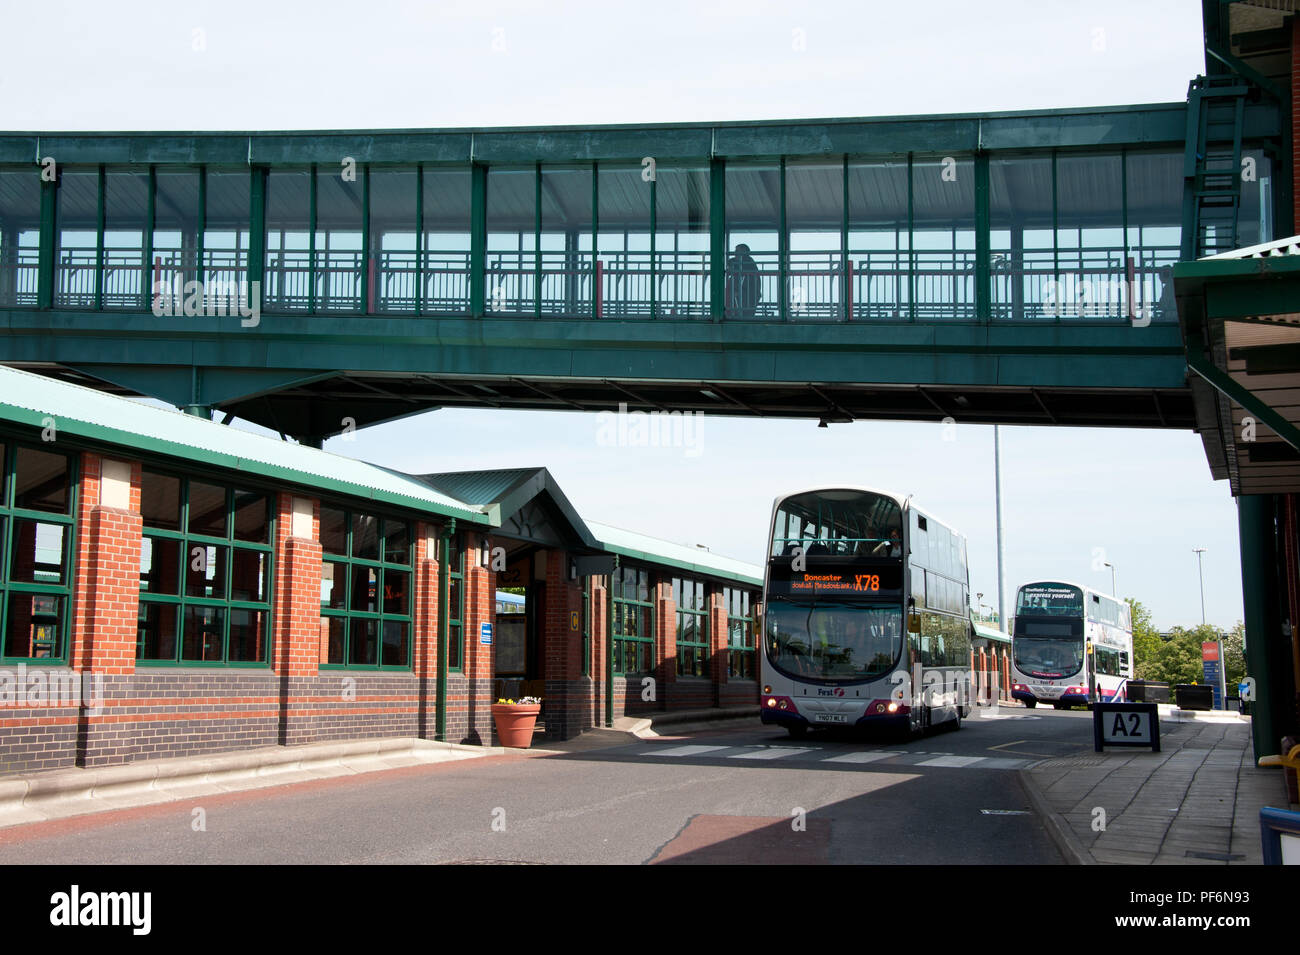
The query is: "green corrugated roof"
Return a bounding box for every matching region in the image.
[974,620,1011,645]
[0,366,488,522]
[0,366,765,586]
[586,520,763,588]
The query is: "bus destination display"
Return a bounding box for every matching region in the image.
[767,562,903,596]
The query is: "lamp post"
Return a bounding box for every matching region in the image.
[1103,561,1116,597]
[994,426,1005,633]
[1193,547,1207,626]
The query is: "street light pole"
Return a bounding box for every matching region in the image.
[1103,561,1116,597]
[1193,547,1207,626]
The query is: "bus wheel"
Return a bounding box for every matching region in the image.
[1024,699,1037,709]
[787,725,808,739]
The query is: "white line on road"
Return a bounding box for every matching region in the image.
[918,755,987,768]
[726,747,817,760]
[822,751,901,764]
[642,745,732,757]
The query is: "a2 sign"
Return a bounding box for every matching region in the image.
[1092,702,1161,753]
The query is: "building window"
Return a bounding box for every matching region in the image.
[673,576,708,677]
[725,587,756,680]
[444,532,464,671]
[612,565,653,675]
[0,443,75,662]
[137,472,272,664]
[319,506,412,668]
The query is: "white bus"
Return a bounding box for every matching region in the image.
[1009,581,1134,708]
[760,487,972,738]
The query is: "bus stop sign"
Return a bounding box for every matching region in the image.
[1093,702,1160,753]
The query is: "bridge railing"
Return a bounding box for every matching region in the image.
[0,248,40,308]
[47,239,1182,322]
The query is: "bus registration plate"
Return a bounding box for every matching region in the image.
[815,713,848,724]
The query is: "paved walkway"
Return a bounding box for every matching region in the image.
[1022,714,1290,864]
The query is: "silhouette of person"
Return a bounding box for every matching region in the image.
[725,243,761,319]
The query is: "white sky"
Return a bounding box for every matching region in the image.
[0,0,1239,630]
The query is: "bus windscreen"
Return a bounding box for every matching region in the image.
[1016,583,1083,617]
[766,599,901,681]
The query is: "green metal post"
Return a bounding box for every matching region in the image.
[779,156,787,320]
[649,174,657,320]
[709,159,725,319]
[436,518,456,741]
[1237,495,1291,760]
[308,165,317,314]
[144,166,155,312]
[907,153,915,322]
[534,163,542,319]
[360,164,370,314]
[248,167,265,314]
[95,166,105,310]
[1051,151,1059,320]
[414,166,424,317]
[36,166,56,310]
[974,152,990,321]
[470,164,486,317]
[841,156,849,321]
[591,163,599,320]
[197,165,207,290]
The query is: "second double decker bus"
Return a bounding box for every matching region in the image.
[1009,581,1134,708]
[760,487,972,738]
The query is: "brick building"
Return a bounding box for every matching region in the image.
[0,366,761,774]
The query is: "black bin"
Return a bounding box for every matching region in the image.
[1174,684,1214,711]
[1128,680,1170,704]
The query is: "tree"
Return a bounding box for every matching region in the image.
[1222,621,1247,687]
[1127,598,1162,680]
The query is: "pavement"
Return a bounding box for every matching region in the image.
[1021,704,1293,865]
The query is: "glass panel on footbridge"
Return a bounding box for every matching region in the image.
[848,159,909,322]
[422,167,471,315]
[0,168,40,308]
[786,161,843,322]
[724,163,779,320]
[540,166,593,317]
[654,165,709,319]
[487,166,536,316]
[912,156,975,321]
[596,164,652,319]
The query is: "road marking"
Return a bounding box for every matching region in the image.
[980,809,1030,815]
[822,751,900,764]
[726,747,816,760]
[976,757,1030,770]
[645,745,732,757]
[918,755,986,768]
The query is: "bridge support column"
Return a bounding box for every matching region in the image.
[181,404,211,419]
[1238,494,1297,760]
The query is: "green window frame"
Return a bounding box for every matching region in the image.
[725,586,757,680]
[137,471,273,665]
[319,504,413,669]
[0,440,77,664]
[444,532,465,672]
[612,564,654,676]
[673,576,709,677]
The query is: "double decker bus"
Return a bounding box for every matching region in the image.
[1009,581,1133,708]
[760,487,972,738]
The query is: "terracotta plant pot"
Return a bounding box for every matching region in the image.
[491,703,541,748]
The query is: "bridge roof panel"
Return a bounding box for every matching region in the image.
[0,102,1189,166]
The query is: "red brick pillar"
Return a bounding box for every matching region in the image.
[542,549,587,738]
[271,493,322,746]
[591,575,609,726]
[657,578,675,711]
[462,530,494,744]
[709,587,728,707]
[70,453,142,765]
[412,522,440,739]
